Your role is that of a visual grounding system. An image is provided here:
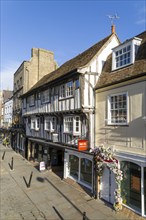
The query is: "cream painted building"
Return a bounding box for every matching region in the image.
[95,31,146,216]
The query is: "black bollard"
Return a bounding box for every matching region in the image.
[83,212,86,220]
[2,151,6,160]
[28,171,33,188]
[11,157,14,170]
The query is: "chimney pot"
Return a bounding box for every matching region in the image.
[111,25,115,34]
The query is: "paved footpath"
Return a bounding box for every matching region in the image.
[0,144,144,220]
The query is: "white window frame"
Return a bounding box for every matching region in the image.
[64,115,81,135]
[36,118,40,131]
[66,81,73,97]
[31,118,36,130]
[74,116,81,135]
[44,117,56,132]
[59,81,74,99]
[112,37,142,71]
[31,117,40,131]
[107,92,128,125]
[41,89,50,103]
[60,84,65,99]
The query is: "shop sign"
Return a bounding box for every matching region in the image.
[78,140,88,151]
[39,161,46,171]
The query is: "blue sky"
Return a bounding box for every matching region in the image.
[1,0,146,90]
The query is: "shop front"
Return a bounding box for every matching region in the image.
[27,138,64,178]
[116,152,146,217]
[64,149,93,192]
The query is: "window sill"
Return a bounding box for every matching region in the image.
[41,101,50,104]
[59,95,74,101]
[107,123,129,126]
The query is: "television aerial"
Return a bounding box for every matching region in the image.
[107,13,120,25]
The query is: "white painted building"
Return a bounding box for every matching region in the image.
[4,97,13,128]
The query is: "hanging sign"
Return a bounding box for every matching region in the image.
[78,140,88,151]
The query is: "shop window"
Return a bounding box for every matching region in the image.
[69,155,79,179]
[80,158,92,185]
[121,161,141,213]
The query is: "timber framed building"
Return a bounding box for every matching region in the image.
[21,31,120,192]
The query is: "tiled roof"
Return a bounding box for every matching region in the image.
[24,33,115,96]
[95,31,146,90]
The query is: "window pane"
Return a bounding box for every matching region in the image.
[110,93,127,124]
[80,158,92,185]
[69,155,79,179]
[115,45,131,68]
[75,116,80,133]
[75,79,80,89]
[64,117,73,133]
[66,81,73,97]
[52,117,56,130]
[36,118,40,129]
[60,85,65,98]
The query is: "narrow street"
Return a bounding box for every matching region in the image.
[0,144,144,220]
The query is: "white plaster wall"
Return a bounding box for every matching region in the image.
[82,35,119,108]
[4,99,13,126]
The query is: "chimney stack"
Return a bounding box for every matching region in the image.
[111,24,115,34]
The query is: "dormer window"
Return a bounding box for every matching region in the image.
[115,45,131,68]
[112,37,142,71]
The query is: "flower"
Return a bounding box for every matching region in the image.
[92,145,123,212]
[114,202,123,211]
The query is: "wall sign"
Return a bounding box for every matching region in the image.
[78,140,88,151]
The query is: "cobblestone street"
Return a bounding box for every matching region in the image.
[0,144,144,220]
